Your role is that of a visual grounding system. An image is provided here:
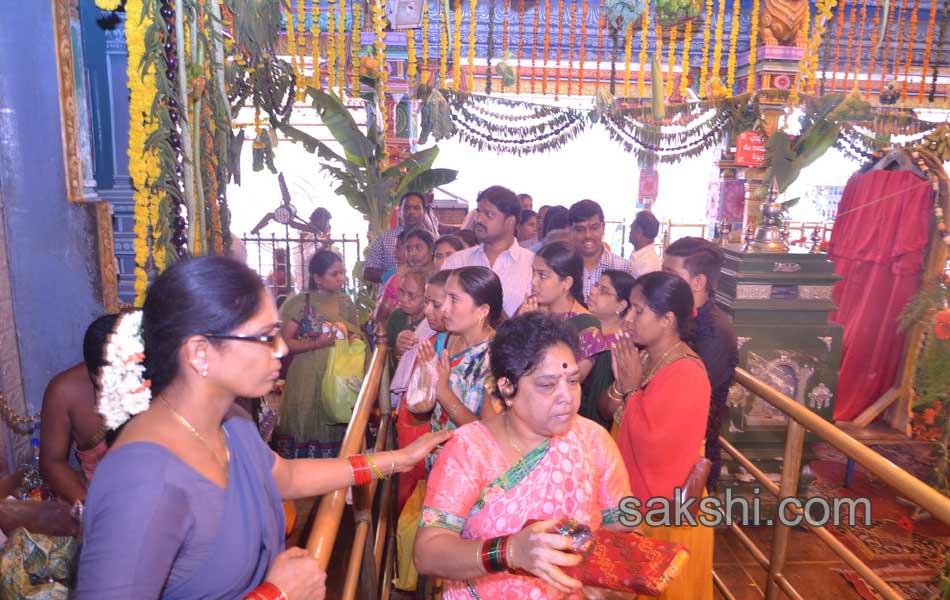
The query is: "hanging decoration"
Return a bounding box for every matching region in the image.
[352,1,362,91]
[312,0,322,89]
[866,0,880,94]
[487,0,496,94]
[542,0,552,94]
[654,0,701,27]
[699,0,713,96]
[372,0,390,164]
[901,0,919,101]
[338,0,347,94]
[422,0,430,82]
[623,22,635,96]
[501,0,510,90]
[725,0,740,90]
[638,0,650,97]
[439,0,449,87]
[517,0,525,93]
[441,89,591,154]
[297,0,307,98]
[919,0,937,100]
[285,3,300,89]
[830,2,845,91]
[577,1,589,95]
[567,0,578,96]
[328,0,338,93]
[667,26,678,98]
[746,0,759,93]
[554,0,565,98]
[711,0,726,79]
[886,0,906,92]
[852,0,868,92]
[603,0,647,31]
[408,27,418,86]
[805,0,834,95]
[842,0,858,89]
[596,0,606,90]
[453,0,463,90]
[468,0,477,90]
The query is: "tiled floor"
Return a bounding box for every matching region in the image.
[713,526,864,599]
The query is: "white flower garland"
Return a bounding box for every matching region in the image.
[97,310,152,428]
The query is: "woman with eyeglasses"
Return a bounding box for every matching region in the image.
[76,256,449,600]
[385,267,432,368]
[273,250,358,459]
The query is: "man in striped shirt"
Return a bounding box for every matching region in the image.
[569,199,634,303]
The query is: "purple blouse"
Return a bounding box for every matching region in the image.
[76,411,284,599]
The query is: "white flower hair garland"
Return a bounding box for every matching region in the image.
[97,310,152,428]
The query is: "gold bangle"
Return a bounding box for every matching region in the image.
[365,454,386,480]
[389,451,396,477]
[476,542,485,574]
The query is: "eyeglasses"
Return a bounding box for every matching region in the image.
[204,324,283,348]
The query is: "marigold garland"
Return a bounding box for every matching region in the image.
[830,2,845,91]
[852,0,868,91]
[866,0,881,93]
[94,0,121,9]
[516,0,525,93]
[843,0,858,89]
[554,0,565,99]
[789,7,809,105]
[542,0,551,94]
[577,2,589,95]
[919,0,938,99]
[746,0,760,93]
[297,0,307,98]
[126,0,160,304]
[352,1,362,91]
[638,0,650,97]
[886,0,906,90]
[699,0,713,95]
[567,0,578,96]
[285,4,300,90]
[338,0,348,94]
[422,0,430,81]
[711,0,726,78]
[408,27,418,85]
[312,0,322,89]
[901,0,920,101]
[681,19,693,97]
[453,0,463,90]
[624,22,635,96]
[468,0,477,90]
[667,26,678,97]
[328,0,338,92]
[373,0,390,163]
[440,0,449,87]
[726,0,741,90]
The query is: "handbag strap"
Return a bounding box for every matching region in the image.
[301,292,312,322]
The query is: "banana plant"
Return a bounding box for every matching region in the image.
[277,88,458,240]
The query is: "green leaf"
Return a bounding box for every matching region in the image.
[307,88,376,167]
[402,168,459,196]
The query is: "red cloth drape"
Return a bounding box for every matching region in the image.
[828,170,932,421]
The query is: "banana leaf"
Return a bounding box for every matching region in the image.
[402,168,459,196]
[307,88,376,168]
[382,146,440,182]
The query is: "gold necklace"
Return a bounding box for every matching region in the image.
[642,341,684,386]
[504,413,525,457]
[159,398,231,469]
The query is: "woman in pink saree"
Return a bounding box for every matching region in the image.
[414,312,635,599]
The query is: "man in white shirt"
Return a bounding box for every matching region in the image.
[569,199,633,302]
[441,186,534,317]
[629,209,662,278]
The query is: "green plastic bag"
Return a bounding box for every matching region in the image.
[321,338,367,424]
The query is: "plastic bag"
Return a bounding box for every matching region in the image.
[393,480,425,591]
[405,354,439,414]
[321,338,367,424]
[0,528,77,600]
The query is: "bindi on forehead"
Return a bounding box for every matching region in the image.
[562,362,568,369]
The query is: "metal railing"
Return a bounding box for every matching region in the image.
[715,368,950,600]
[242,233,362,297]
[306,345,394,600]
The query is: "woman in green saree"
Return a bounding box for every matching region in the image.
[274,250,360,459]
[585,269,637,428]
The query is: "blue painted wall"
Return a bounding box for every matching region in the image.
[0,1,106,417]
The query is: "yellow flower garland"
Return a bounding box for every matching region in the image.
[298,0,307,98]
[453,0,463,90]
[680,19,693,97]
[312,0,322,89]
[328,0,337,93]
[667,26,678,97]
[408,28,418,84]
[338,0,347,94]
[351,1,362,92]
[624,22,634,97]
[567,0,578,96]
[468,0,477,91]
[285,4,300,91]
[655,24,663,96]
[422,0,430,81]
[125,0,161,304]
[517,0,526,93]
[372,0,389,164]
[542,0,551,94]
[577,1,588,95]
[555,0,565,98]
[746,0,760,93]
[699,0,713,96]
[95,0,121,10]
[638,0,650,97]
[440,0,449,87]
[726,0,741,90]
[712,0,726,78]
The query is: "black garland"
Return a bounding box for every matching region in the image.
[453,112,589,154]
[930,0,949,103]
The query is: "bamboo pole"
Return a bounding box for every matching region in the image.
[175,2,196,252]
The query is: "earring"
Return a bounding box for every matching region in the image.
[505,400,512,407]
[201,367,208,378]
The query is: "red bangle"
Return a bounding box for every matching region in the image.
[348,454,372,486]
[244,581,287,600]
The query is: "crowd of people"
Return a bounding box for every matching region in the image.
[29,184,739,599]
